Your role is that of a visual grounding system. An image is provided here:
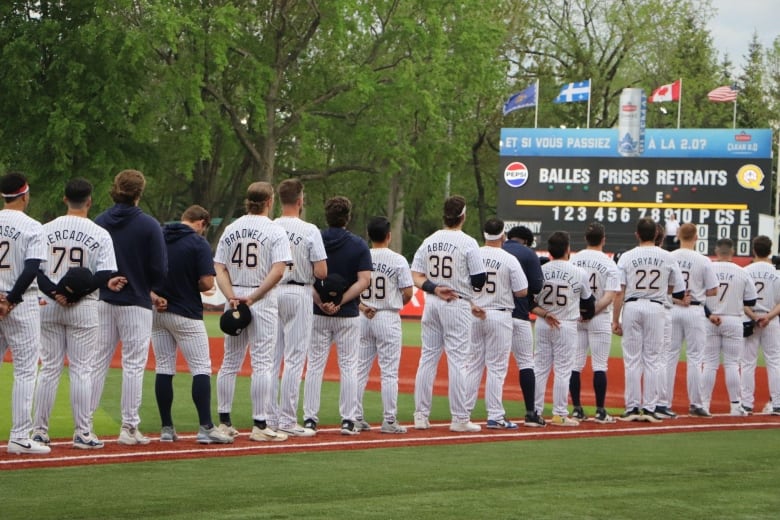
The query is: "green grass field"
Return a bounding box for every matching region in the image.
[1,316,777,519]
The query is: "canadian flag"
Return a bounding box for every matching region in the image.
[648,79,681,102]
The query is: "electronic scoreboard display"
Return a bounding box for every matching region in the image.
[498,128,773,255]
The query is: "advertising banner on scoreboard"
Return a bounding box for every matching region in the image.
[498,128,773,255]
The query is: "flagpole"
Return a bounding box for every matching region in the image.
[586,78,591,128]
[732,98,737,129]
[534,78,539,129]
[676,78,682,129]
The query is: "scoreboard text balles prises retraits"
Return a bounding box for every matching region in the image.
[498,128,772,255]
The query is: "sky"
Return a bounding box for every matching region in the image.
[708,0,777,65]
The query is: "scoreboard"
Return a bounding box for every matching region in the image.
[498,128,773,255]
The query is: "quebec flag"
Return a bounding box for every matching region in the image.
[553,80,590,103]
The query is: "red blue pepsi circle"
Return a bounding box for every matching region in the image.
[504,162,528,188]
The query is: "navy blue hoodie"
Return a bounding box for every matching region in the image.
[158,222,214,320]
[315,227,372,318]
[95,204,167,309]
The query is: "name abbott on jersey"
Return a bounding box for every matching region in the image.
[46,229,101,251]
[427,242,458,254]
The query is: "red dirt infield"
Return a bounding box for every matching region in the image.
[1,339,777,470]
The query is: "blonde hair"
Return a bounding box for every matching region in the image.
[110,170,146,204]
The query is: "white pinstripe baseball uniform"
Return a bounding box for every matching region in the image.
[33,215,117,438]
[741,261,780,411]
[703,261,757,413]
[570,249,620,374]
[616,245,684,412]
[0,208,45,444]
[412,229,484,424]
[534,260,592,418]
[464,246,528,422]
[356,247,413,424]
[215,215,291,424]
[665,249,718,410]
[272,216,327,431]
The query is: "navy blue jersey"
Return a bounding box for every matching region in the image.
[157,223,214,320]
[502,239,543,320]
[315,227,372,318]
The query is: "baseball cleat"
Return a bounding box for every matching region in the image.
[413,412,430,430]
[550,415,580,427]
[571,406,587,421]
[523,412,546,428]
[593,408,616,424]
[118,424,151,446]
[217,423,240,438]
[640,408,663,423]
[355,419,372,431]
[32,429,51,445]
[486,418,519,430]
[654,406,678,419]
[729,403,750,417]
[340,420,361,436]
[197,425,234,444]
[380,420,408,434]
[618,408,642,422]
[688,406,713,418]
[762,402,774,414]
[449,420,481,433]
[160,426,178,442]
[7,438,51,455]
[249,426,288,442]
[278,423,316,437]
[73,432,105,450]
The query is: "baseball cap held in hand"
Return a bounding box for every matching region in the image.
[315,273,348,306]
[220,303,252,336]
[56,267,95,303]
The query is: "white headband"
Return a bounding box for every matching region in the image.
[483,232,504,241]
[459,205,466,217]
[1,183,29,198]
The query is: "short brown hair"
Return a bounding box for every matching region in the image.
[277,178,303,206]
[110,169,146,204]
[325,196,351,227]
[443,195,466,228]
[584,221,605,246]
[636,217,656,242]
[752,235,772,258]
[678,223,697,241]
[245,182,274,214]
[181,204,210,227]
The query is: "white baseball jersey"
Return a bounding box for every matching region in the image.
[274,216,327,284]
[707,262,757,316]
[537,260,592,321]
[617,245,684,301]
[670,248,718,303]
[214,215,292,285]
[411,229,484,297]
[41,215,118,287]
[361,247,413,311]
[570,248,620,315]
[0,209,45,293]
[473,246,528,310]
[744,262,780,313]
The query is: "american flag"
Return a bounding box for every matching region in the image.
[707,84,738,102]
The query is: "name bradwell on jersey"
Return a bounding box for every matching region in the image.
[45,229,101,251]
[222,228,271,247]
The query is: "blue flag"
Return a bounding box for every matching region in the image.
[554,80,590,103]
[503,84,537,115]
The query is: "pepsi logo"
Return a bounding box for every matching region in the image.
[735,131,752,142]
[504,162,529,188]
[621,104,637,112]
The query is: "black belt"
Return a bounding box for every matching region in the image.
[690,301,702,306]
[232,284,259,288]
[625,297,663,305]
[286,280,306,286]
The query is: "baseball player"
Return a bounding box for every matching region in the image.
[302,196,372,436]
[502,226,546,427]
[532,231,594,427]
[703,238,757,416]
[151,205,233,444]
[654,222,676,420]
[272,179,327,437]
[355,216,413,433]
[411,195,486,433]
[464,218,528,429]
[90,169,167,446]
[612,217,685,422]
[741,236,780,416]
[569,222,620,424]
[32,179,120,450]
[664,223,718,418]
[0,172,49,455]
[215,182,291,442]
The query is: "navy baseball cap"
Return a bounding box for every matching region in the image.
[220,303,252,336]
[56,267,95,303]
[315,274,347,306]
